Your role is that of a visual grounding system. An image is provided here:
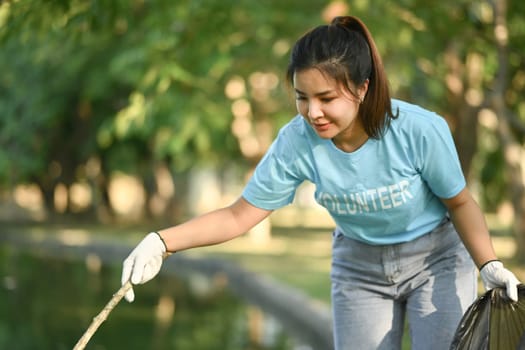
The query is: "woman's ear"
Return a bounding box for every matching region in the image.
[358,79,369,102]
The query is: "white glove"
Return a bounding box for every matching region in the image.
[479,260,520,302]
[121,232,167,302]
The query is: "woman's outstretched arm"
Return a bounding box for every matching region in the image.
[159,196,273,252]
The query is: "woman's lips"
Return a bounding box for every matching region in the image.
[313,122,331,132]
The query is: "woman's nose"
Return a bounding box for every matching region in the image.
[308,101,322,120]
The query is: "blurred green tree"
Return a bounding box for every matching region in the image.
[1,0,525,259]
[0,0,323,219]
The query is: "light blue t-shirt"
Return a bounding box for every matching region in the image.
[242,99,466,244]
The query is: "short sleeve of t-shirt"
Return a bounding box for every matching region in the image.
[242,124,305,210]
[410,109,465,199]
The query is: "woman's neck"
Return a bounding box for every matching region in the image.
[332,124,369,153]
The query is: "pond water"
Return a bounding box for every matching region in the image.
[0,245,311,350]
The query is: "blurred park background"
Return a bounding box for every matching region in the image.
[1,0,525,348]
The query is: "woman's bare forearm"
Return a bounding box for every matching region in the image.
[158,197,272,252]
[442,188,497,268]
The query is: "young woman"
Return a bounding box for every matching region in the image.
[121,16,520,349]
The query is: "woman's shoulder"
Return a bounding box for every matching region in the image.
[390,99,449,130]
[278,115,318,142]
[263,115,317,160]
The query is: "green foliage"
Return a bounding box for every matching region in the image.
[0,0,324,192]
[1,0,524,217]
[480,148,507,210]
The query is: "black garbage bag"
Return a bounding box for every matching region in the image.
[450,284,525,350]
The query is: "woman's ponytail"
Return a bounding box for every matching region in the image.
[331,16,396,138]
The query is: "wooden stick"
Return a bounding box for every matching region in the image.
[73,252,171,349]
[72,281,132,350]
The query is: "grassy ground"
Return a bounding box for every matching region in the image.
[188,226,334,304]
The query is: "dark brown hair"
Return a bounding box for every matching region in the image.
[286,16,397,138]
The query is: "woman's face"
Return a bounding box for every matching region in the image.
[293,68,368,149]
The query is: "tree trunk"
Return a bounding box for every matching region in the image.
[490,0,525,262]
[443,43,483,179]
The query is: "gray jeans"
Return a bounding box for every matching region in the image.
[331,218,476,350]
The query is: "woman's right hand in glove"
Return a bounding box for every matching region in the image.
[121,232,168,302]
